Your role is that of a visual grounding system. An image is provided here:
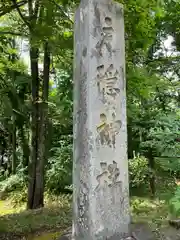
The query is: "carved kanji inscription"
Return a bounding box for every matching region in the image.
[96,112,122,148]
[95,161,122,191]
[96,64,120,109]
[95,17,114,57]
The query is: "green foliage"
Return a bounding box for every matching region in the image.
[0,174,25,195]
[141,113,180,177]
[162,0,180,51]
[156,157,180,174]
[169,186,180,217]
[141,113,180,156]
[46,135,73,194]
[0,194,72,235]
[129,156,150,189]
[131,197,168,226]
[8,186,27,207]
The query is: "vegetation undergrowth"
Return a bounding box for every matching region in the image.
[0,194,72,238]
[0,183,176,238]
[0,156,179,239]
[0,195,173,239]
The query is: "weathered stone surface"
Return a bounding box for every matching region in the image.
[73,0,129,239]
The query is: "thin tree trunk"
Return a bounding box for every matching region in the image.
[11,38,16,175]
[19,126,29,169]
[27,39,40,209]
[12,117,16,174]
[148,149,155,198]
[0,149,4,167]
[127,118,133,159]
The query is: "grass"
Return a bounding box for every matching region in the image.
[0,195,171,239]
[131,197,169,227]
[0,176,178,239]
[0,194,72,239]
[29,232,62,240]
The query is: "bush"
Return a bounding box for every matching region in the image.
[0,174,26,200]
[46,136,73,194]
[0,174,25,193]
[8,186,27,206]
[129,155,150,191]
[169,186,180,218]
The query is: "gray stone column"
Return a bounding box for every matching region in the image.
[73,0,130,239]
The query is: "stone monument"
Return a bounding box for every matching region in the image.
[73,0,130,239]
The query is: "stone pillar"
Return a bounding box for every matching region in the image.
[73,0,130,239]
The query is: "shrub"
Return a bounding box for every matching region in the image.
[0,174,25,193]
[0,173,26,200]
[169,186,180,218]
[46,136,73,194]
[129,155,150,190]
[8,186,27,207]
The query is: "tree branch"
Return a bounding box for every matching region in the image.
[11,0,30,27]
[33,0,40,20]
[50,0,73,24]
[0,31,27,37]
[0,0,28,17]
[28,0,33,18]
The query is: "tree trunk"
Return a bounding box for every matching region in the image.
[32,41,50,209]
[11,39,16,175]
[27,39,40,209]
[27,2,50,210]
[12,118,16,174]
[127,118,133,159]
[148,149,155,198]
[19,126,29,170]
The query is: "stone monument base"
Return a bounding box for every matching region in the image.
[58,234,137,240]
[58,223,156,240]
[58,236,136,240]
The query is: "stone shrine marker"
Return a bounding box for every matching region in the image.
[73,0,130,239]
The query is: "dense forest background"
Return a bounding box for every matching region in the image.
[0,0,179,225]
